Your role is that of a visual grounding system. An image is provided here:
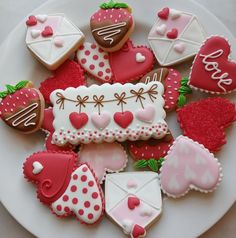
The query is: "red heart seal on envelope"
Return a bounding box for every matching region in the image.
[189,36,236,94]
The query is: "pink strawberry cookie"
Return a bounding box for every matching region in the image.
[79,142,128,183]
[160,136,222,198]
[76,42,113,83]
[23,151,104,225]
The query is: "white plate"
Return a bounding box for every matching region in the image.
[0,0,236,237]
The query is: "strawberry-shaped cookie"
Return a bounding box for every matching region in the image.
[0,81,44,134]
[140,68,192,111]
[23,151,104,225]
[76,42,113,83]
[39,60,85,105]
[90,0,134,52]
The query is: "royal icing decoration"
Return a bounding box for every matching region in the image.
[50,82,168,145]
[0,81,44,134]
[109,41,154,83]
[189,36,236,94]
[177,97,236,152]
[148,7,206,66]
[160,136,222,198]
[25,14,84,70]
[79,142,128,183]
[90,1,134,51]
[76,42,113,83]
[23,151,104,224]
[105,172,162,238]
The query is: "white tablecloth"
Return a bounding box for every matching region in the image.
[0,0,235,237]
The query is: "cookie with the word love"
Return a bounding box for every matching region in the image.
[140,68,192,111]
[79,142,127,183]
[177,97,236,152]
[25,14,84,70]
[109,40,155,83]
[76,42,113,83]
[23,151,104,225]
[0,81,44,134]
[39,60,86,104]
[90,0,134,52]
[50,82,168,145]
[160,136,222,198]
[148,7,206,66]
[189,36,236,94]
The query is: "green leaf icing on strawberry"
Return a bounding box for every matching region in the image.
[100,0,129,9]
[177,77,192,107]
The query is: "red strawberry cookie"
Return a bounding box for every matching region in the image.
[90,1,134,52]
[23,151,104,225]
[140,68,191,111]
[76,42,113,83]
[109,40,155,83]
[189,36,236,94]
[177,97,236,152]
[39,60,85,104]
[0,81,44,134]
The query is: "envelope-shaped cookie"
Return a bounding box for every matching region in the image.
[105,172,162,238]
[25,14,84,70]
[50,82,168,145]
[148,7,206,66]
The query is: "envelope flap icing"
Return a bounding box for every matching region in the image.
[57,18,82,35]
[29,40,52,61]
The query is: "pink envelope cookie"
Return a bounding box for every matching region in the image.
[148,7,206,66]
[160,136,222,198]
[79,142,128,183]
[25,14,84,70]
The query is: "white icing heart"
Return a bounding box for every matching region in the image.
[32,161,43,175]
[31,29,41,39]
[156,24,167,36]
[54,38,64,47]
[122,219,134,235]
[36,14,48,23]
[136,53,146,63]
[140,206,153,217]
[169,9,182,20]
[174,43,186,54]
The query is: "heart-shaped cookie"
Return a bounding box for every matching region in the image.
[160,136,222,198]
[189,36,236,94]
[79,142,128,183]
[114,111,134,128]
[177,97,236,152]
[109,41,154,83]
[69,112,89,129]
[131,224,146,238]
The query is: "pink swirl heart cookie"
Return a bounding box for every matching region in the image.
[160,136,222,198]
[189,36,236,94]
[79,142,127,183]
[23,151,104,224]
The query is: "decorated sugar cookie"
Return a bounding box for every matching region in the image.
[105,172,162,238]
[109,40,155,84]
[140,68,192,111]
[148,7,206,66]
[23,151,104,225]
[0,81,44,134]
[39,60,86,104]
[177,97,236,152]
[50,82,168,145]
[25,14,84,70]
[76,42,113,83]
[189,36,236,94]
[160,136,222,198]
[90,0,134,52]
[79,142,127,183]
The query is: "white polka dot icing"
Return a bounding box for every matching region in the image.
[77,42,113,83]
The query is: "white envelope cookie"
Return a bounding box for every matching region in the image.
[148,7,206,66]
[105,172,162,238]
[25,14,84,70]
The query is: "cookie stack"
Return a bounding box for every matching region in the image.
[0,2,236,238]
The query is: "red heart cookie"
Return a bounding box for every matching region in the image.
[39,60,85,104]
[131,224,146,238]
[189,36,236,94]
[109,40,154,83]
[69,112,89,129]
[167,28,178,39]
[42,26,53,37]
[128,196,140,210]
[114,111,134,128]
[157,7,170,20]
[26,15,37,26]
[177,97,236,152]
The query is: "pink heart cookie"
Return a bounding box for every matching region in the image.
[76,42,113,83]
[79,142,128,183]
[160,136,222,198]
[189,36,236,94]
[136,105,155,123]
